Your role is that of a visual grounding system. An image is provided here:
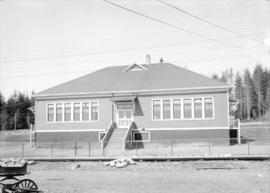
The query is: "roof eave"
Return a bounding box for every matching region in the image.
[35,85,231,100]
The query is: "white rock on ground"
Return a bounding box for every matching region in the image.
[105,157,136,168]
[71,163,80,170]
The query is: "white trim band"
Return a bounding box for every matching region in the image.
[145,127,229,131]
[35,129,105,133]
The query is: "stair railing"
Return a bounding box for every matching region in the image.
[122,122,136,150]
[101,121,116,150]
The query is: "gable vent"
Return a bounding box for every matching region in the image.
[123,63,148,72]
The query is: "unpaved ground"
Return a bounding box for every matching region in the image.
[13,161,270,193]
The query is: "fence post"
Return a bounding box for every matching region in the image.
[21,143,24,158]
[208,142,211,156]
[51,144,54,157]
[136,142,138,158]
[170,141,174,157]
[74,141,77,157]
[247,142,250,155]
[88,142,91,157]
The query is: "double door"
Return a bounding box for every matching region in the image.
[116,109,133,128]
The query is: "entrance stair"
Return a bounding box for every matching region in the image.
[104,127,128,155]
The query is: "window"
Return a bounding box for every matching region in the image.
[183,99,192,119]
[194,98,202,118]
[204,98,214,118]
[163,100,171,119]
[173,99,181,119]
[64,103,71,121]
[73,103,81,121]
[117,102,132,109]
[91,102,98,121]
[153,100,161,120]
[152,97,214,121]
[56,103,63,122]
[47,101,99,122]
[82,102,89,121]
[133,132,150,142]
[47,104,54,122]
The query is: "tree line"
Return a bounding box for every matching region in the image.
[213,64,270,121]
[0,91,35,131]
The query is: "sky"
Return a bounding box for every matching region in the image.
[0,0,270,98]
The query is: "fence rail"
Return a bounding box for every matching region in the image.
[0,137,269,159]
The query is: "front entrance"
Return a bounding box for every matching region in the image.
[116,109,133,128]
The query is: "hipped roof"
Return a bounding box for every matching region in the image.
[36,63,230,97]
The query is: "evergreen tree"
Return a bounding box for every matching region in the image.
[243,69,253,119]
[234,72,244,119]
[0,92,7,130]
[252,64,264,119]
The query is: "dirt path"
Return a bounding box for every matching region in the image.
[15,161,269,193]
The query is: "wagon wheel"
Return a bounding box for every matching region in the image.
[14,179,38,192]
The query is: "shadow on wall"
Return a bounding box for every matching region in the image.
[134,98,143,116]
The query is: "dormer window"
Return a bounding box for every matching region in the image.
[123,63,148,72]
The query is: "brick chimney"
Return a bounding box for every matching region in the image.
[146,54,151,65]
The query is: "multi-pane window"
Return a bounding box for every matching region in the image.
[82,102,89,121]
[153,100,161,120]
[56,103,63,122]
[64,103,71,121]
[194,98,202,118]
[152,97,214,121]
[204,98,214,118]
[47,101,99,122]
[163,100,171,119]
[91,102,98,121]
[173,99,181,119]
[47,104,54,122]
[183,99,192,119]
[73,103,81,121]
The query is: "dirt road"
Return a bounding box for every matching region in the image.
[16,161,269,193]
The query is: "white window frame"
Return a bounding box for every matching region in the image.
[55,103,63,122]
[193,98,203,119]
[90,101,99,122]
[46,103,55,122]
[204,97,215,119]
[133,131,151,142]
[172,99,181,120]
[183,98,193,120]
[73,102,81,122]
[162,99,171,120]
[152,97,215,121]
[81,101,90,122]
[152,99,162,120]
[63,102,72,122]
[46,100,99,123]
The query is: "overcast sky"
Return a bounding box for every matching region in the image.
[0,0,270,98]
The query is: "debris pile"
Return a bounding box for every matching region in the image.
[104,157,136,168]
[0,158,26,167]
